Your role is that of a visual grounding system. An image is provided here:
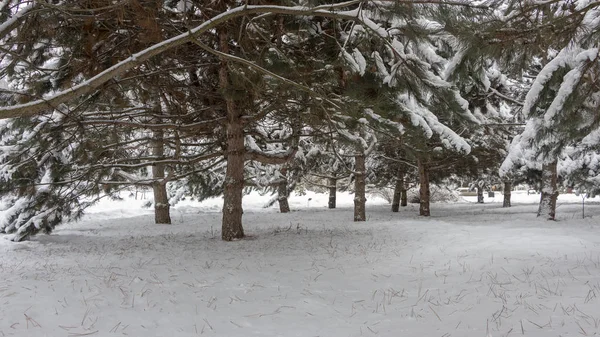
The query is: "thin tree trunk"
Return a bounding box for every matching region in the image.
[152,130,171,224]
[220,28,245,241]
[503,181,512,208]
[418,158,430,216]
[537,161,559,220]
[476,185,484,204]
[152,182,171,224]
[354,155,366,221]
[328,175,337,209]
[392,168,404,212]
[277,168,290,213]
[401,180,407,207]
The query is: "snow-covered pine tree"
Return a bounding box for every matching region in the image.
[427,2,530,207]
[0,0,227,239]
[492,1,600,219]
[337,2,486,216]
[371,134,413,212]
[333,118,378,221]
[0,1,125,240]
[301,134,353,209]
[449,61,518,205]
[245,116,304,213]
[0,0,529,239]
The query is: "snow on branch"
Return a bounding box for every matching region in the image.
[522,47,571,118]
[582,127,600,146]
[244,132,299,165]
[543,48,599,127]
[0,3,362,119]
[363,108,405,134]
[0,1,491,120]
[398,93,471,154]
[341,49,367,75]
[0,3,35,40]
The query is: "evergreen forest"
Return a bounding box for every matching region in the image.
[1,0,599,241]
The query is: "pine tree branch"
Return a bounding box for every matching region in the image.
[0,3,362,119]
[1,0,480,119]
[89,152,222,170]
[377,155,418,169]
[37,0,133,14]
[245,148,298,165]
[245,179,286,188]
[77,117,224,131]
[481,123,526,127]
[372,0,489,8]
[0,3,36,40]
[308,172,349,180]
[301,177,335,189]
[0,45,69,74]
[489,88,524,106]
[188,37,343,111]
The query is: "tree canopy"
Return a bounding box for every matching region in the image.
[0,0,599,240]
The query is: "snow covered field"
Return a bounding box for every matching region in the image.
[1,192,600,337]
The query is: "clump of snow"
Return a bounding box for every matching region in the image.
[397,93,471,154]
[522,48,571,118]
[543,48,599,127]
[341,48,366,76]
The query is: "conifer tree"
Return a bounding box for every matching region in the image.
[489,1,600,219]
[0,0,524,239]
[0,0,227,239]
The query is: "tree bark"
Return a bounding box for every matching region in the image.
[503,181,512,208]
[392,168,404,212]
[418,158,430,216]
[354,155,366,221]
[277,168,290,213]
[537,161,559,220]
[151,130,171,224]
[401,181,407,207]
[328,176,337,209]
[152,182,171,224]
[220,28,245,241]
[476,185,484,204]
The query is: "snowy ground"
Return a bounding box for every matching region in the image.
[1,191,600,337]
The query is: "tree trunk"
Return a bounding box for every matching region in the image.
[354,155,366,221]
[152,182,171,224]
[418,158,430,216]
[503,181,512,208]
[392,168,404,212]
[476,185,484,204]
[401,181,407,207]
[537,161,558,220]
[328,176,337,209]
[277,168,290,213]
[151,130,171,224]
[220,28,245,241]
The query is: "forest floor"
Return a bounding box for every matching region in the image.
[1,191,600,337]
